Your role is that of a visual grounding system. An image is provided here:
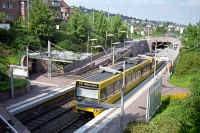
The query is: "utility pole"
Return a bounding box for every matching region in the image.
[27,0,30,28]
[87,33,90,54]
[48,41,52,80]
[105,31,107,49]
[10,67,14,98]
[93,9,94,24]
[154,41,157,78]
[120,61,125,132]
[112,47,115,65]
[26,46,29,77]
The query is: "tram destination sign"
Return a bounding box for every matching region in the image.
[77,81,98,88]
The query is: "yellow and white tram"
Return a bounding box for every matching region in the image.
[73,57,163,117]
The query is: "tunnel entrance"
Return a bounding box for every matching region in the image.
[152,42,172,51]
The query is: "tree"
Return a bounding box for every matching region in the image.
[66,9,91,44]
[182,23,200,50]
[29,0,55,44]
[0,49,9,81]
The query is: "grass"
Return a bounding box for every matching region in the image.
[169,75,192,89]
[169,48,200,89]
[125,48,200,133]
[0,78,28,92]
[124,96,184,133]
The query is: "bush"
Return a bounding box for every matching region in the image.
[0,78,28,92]
[13,35,41,50]
[57,40,73,50]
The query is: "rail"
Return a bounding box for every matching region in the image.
[0,114,18,133]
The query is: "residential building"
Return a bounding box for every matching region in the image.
[0,0,27,21]
[48,0,73,20]
[0,0,73,21]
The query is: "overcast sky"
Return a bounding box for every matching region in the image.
[65,0,200,25]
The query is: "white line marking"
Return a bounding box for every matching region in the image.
[31,81,58,87]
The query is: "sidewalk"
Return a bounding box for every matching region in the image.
[161,73,189,96]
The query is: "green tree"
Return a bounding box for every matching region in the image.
[182,23,200,50]
[29,0,55,44]
[0,49,9,81]
[66,9,91,44]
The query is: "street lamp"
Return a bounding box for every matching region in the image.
[106,33,114,49]
[119,30,127,49]
[87,33,90,55]
[154,41,158,77]
[146,25,151,38]
[120,60,125,132]
[89,38,97,63]
[112,42,121,65]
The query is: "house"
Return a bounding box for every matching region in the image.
[0,0,73,21]
[0,0,26,21]
[47,0,73,20]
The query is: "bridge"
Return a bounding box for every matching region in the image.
[147,37,180,52]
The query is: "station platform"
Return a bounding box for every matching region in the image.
[1,73,77,115]
[75,63,189,133]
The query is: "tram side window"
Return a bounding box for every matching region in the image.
[101,84,114,101]
[100,88,107,102]
[132,71,136,81]
[127,73,132,83]
[113,80,121,93]
[136,71,141,78]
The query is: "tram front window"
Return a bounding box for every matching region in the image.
[76,82,99,102]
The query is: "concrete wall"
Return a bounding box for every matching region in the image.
[64,40,150,74]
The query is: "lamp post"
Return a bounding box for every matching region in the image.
[89,38,97,63]
[106,33,114,48]
[119,30,127,49]
[120,60,125,132]
[146,25,151,38]
[87,33,90,55]
[154,41,157,78]
[112,42,121,65]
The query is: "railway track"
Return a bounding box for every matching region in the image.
[15,84,92,133]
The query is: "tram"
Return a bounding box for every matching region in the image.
[73,57,163,117]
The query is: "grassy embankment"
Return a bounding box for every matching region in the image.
[124,48,200,133]
[0,45,28,92]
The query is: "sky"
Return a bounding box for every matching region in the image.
[65,0,200,25]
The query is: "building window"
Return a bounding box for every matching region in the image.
[52,1,60,7]
[2,1,13,9]
[2,2,6,8]
[6,15,14,21]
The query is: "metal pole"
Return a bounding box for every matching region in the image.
[120,61,125,132]
[105,31,107,49]
[93,9,94,24]
[112,47,115,65]
[10,67,14,98]
[26,46,29,77]
[124,38,125,49]
[48,40,52,80]
[91,42,93,63]
[146,85,150,122]
[27,0,29,28]
[154,41,157,77]
[87,33,89,54]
